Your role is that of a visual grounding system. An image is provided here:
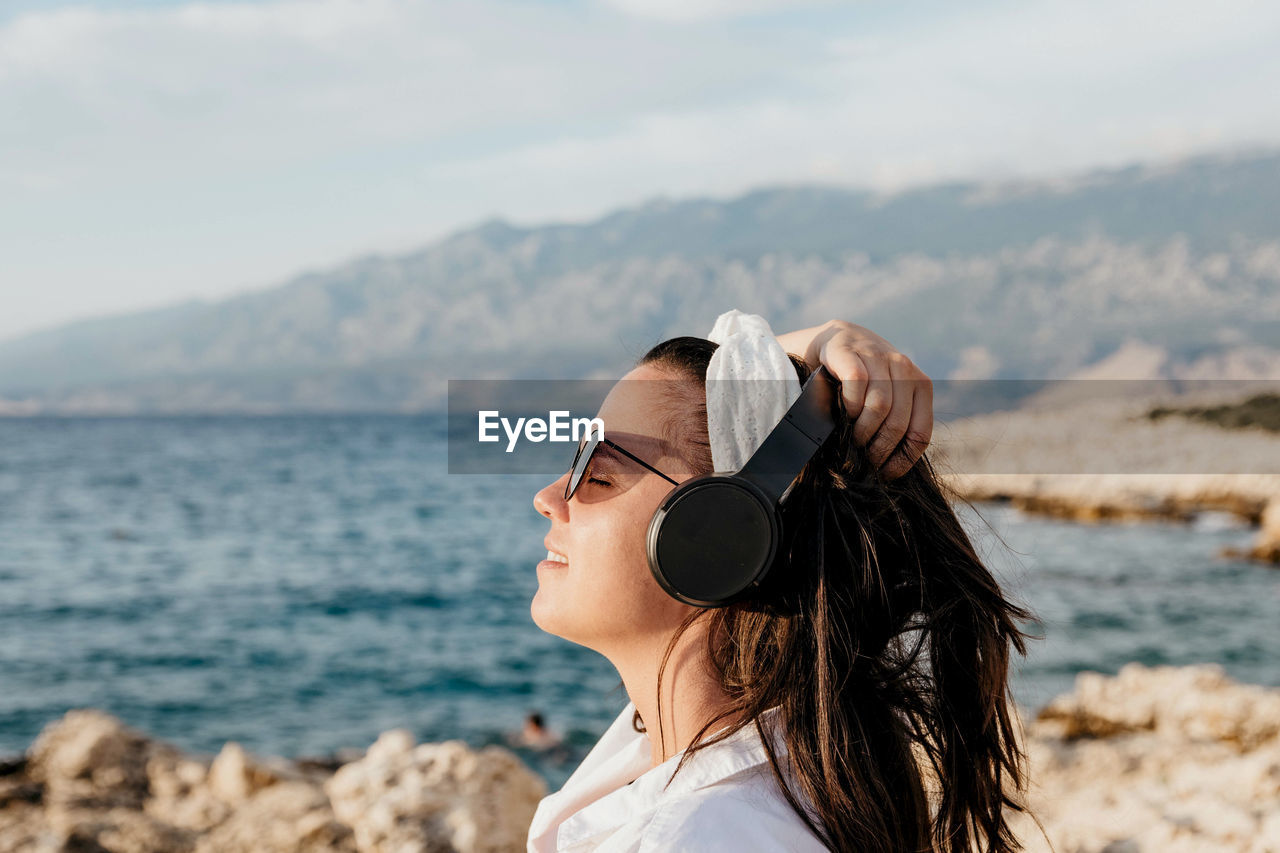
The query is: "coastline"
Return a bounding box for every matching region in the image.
[935,387,1280,564]
[2,664,1277,852]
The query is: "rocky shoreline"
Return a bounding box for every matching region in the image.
[947,471,1280,564]
[934,387,1280,564]
[2,664,1278,852]
[1013,664,1280,853]
[0,715,545,853]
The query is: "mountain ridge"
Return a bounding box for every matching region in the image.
[3,148,1278,413]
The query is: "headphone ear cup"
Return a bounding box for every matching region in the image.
[647,475,779,607]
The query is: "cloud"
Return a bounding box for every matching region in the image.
[1,0,1279,339]
[596,0,835,23]
[425,0,1280,220]
[0,0,813,193]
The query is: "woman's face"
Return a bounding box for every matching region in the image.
[531,363,701,656]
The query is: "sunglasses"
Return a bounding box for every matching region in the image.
[564,434,679,502]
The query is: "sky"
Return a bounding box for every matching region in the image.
[2,0,1279,342]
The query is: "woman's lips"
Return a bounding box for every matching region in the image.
[539,550,569,569]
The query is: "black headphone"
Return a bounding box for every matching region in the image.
[646,365,838,607]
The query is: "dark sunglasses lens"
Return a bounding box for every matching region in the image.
[565,436,599,501]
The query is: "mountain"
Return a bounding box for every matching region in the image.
[1,149,1278,414]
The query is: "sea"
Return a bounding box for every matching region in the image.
[1,415,1276,788]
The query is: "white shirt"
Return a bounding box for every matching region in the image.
[526,702,830,852]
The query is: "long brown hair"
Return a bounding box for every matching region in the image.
[636,336,1032,853]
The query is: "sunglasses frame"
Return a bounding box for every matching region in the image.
[565,435,679,501]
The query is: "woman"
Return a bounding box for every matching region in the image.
[527,314,1030,852]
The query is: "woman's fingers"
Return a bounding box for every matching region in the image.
[854,358,894,453]
[821,343,933,480]
[879,360,934,480]
[864,354,915,470]
[778,319,934,480]
[813,338,869,420]
[820,338,893,452]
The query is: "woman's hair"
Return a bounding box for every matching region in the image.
[635,336,1033,853]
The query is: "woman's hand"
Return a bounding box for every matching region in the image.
[776,320,933,480]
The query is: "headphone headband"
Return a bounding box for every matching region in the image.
[738,365,837,502]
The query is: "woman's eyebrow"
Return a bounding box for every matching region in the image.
[592,444,623,464]
[595,439,663,469]
[593,444,648,469]
[603,432,669,458]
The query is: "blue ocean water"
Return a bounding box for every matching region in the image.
[1,416,1276,788]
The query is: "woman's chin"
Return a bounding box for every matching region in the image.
[529,590,564,637]
[530,594,594,649]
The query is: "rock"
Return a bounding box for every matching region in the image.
[46,807,197,853]
[326,730,547,853]
[1249,498,1280,564]
[1014,663,1280,853]
[27,710,153,811]
[145,748,229,833]
[0,787,47,853]
[194,782,355,853]
[22,674,1264,853]
[206,742,305,804]
[1036,663,1280,748]
[7,710,546,853]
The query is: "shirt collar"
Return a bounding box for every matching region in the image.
[527,703,787,851]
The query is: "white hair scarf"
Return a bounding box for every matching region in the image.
[705,309,801,473]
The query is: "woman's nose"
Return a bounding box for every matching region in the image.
[533,472,570,521]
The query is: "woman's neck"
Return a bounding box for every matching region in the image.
[609,627,742,769]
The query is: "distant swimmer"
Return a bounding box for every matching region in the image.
[519,712,561,749]
[508,711,569,762]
